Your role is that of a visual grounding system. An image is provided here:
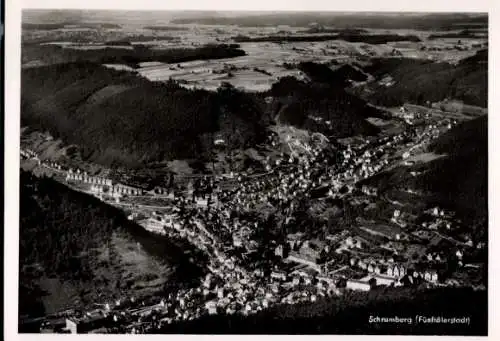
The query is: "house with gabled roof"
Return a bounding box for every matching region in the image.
[386,264,407,278]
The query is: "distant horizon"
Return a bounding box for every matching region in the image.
[18,0,490,18]
[21,10,488,25]
[22,9,488,15]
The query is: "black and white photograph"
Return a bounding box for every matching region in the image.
[5,0,493,337]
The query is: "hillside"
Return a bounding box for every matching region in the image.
[21,63,268,167]
[267,76,380,137]
[421,115,488,222]
[22,61,383,167]
[362,115,487,229]
[19,171,206,321]
[358,50,487,108]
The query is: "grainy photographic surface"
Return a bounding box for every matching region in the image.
[18,9,488,335]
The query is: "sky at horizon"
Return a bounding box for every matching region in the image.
[21,10,488,25]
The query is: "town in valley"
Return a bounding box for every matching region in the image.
[18,10,488,335]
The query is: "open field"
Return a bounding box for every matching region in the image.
[127,33,485,91]
[24,18,486,92]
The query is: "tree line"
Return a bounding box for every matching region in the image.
[22,43,246,69]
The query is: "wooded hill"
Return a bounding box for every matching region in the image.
[267,76,381,137]
[21,63,268,167]
[22,61,381,167]
[358,50,487,108]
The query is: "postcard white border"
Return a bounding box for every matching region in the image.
[5,1,497,341]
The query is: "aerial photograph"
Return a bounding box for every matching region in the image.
[18,9,488,335]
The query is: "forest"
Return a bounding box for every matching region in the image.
[22,43,246,69]
[171,13,487,31]
[143,26,191,31]
[22,23,68,30]
[232,33,421,44]
[428,29,486,40]
[299,27,369,34]
[266,76,381,137]
[22,22,122,30]
[19,171,123,281]
[298,62,367,87]
[156,286,487,335]
[358,50,488,108]
[19,170,128,318]
[422,115,488,227]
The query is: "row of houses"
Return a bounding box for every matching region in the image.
[66,171,112,185]
[20,148,38,159]
[66,170,144,195]
[351,257,439,280]
[113,184,144,196]
[43,161,62,170]
[345,268,439,292]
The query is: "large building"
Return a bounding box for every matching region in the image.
[359,274,396,287]
[286,239,325,272]
[346,279,371,292]
[65,312,108,334]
